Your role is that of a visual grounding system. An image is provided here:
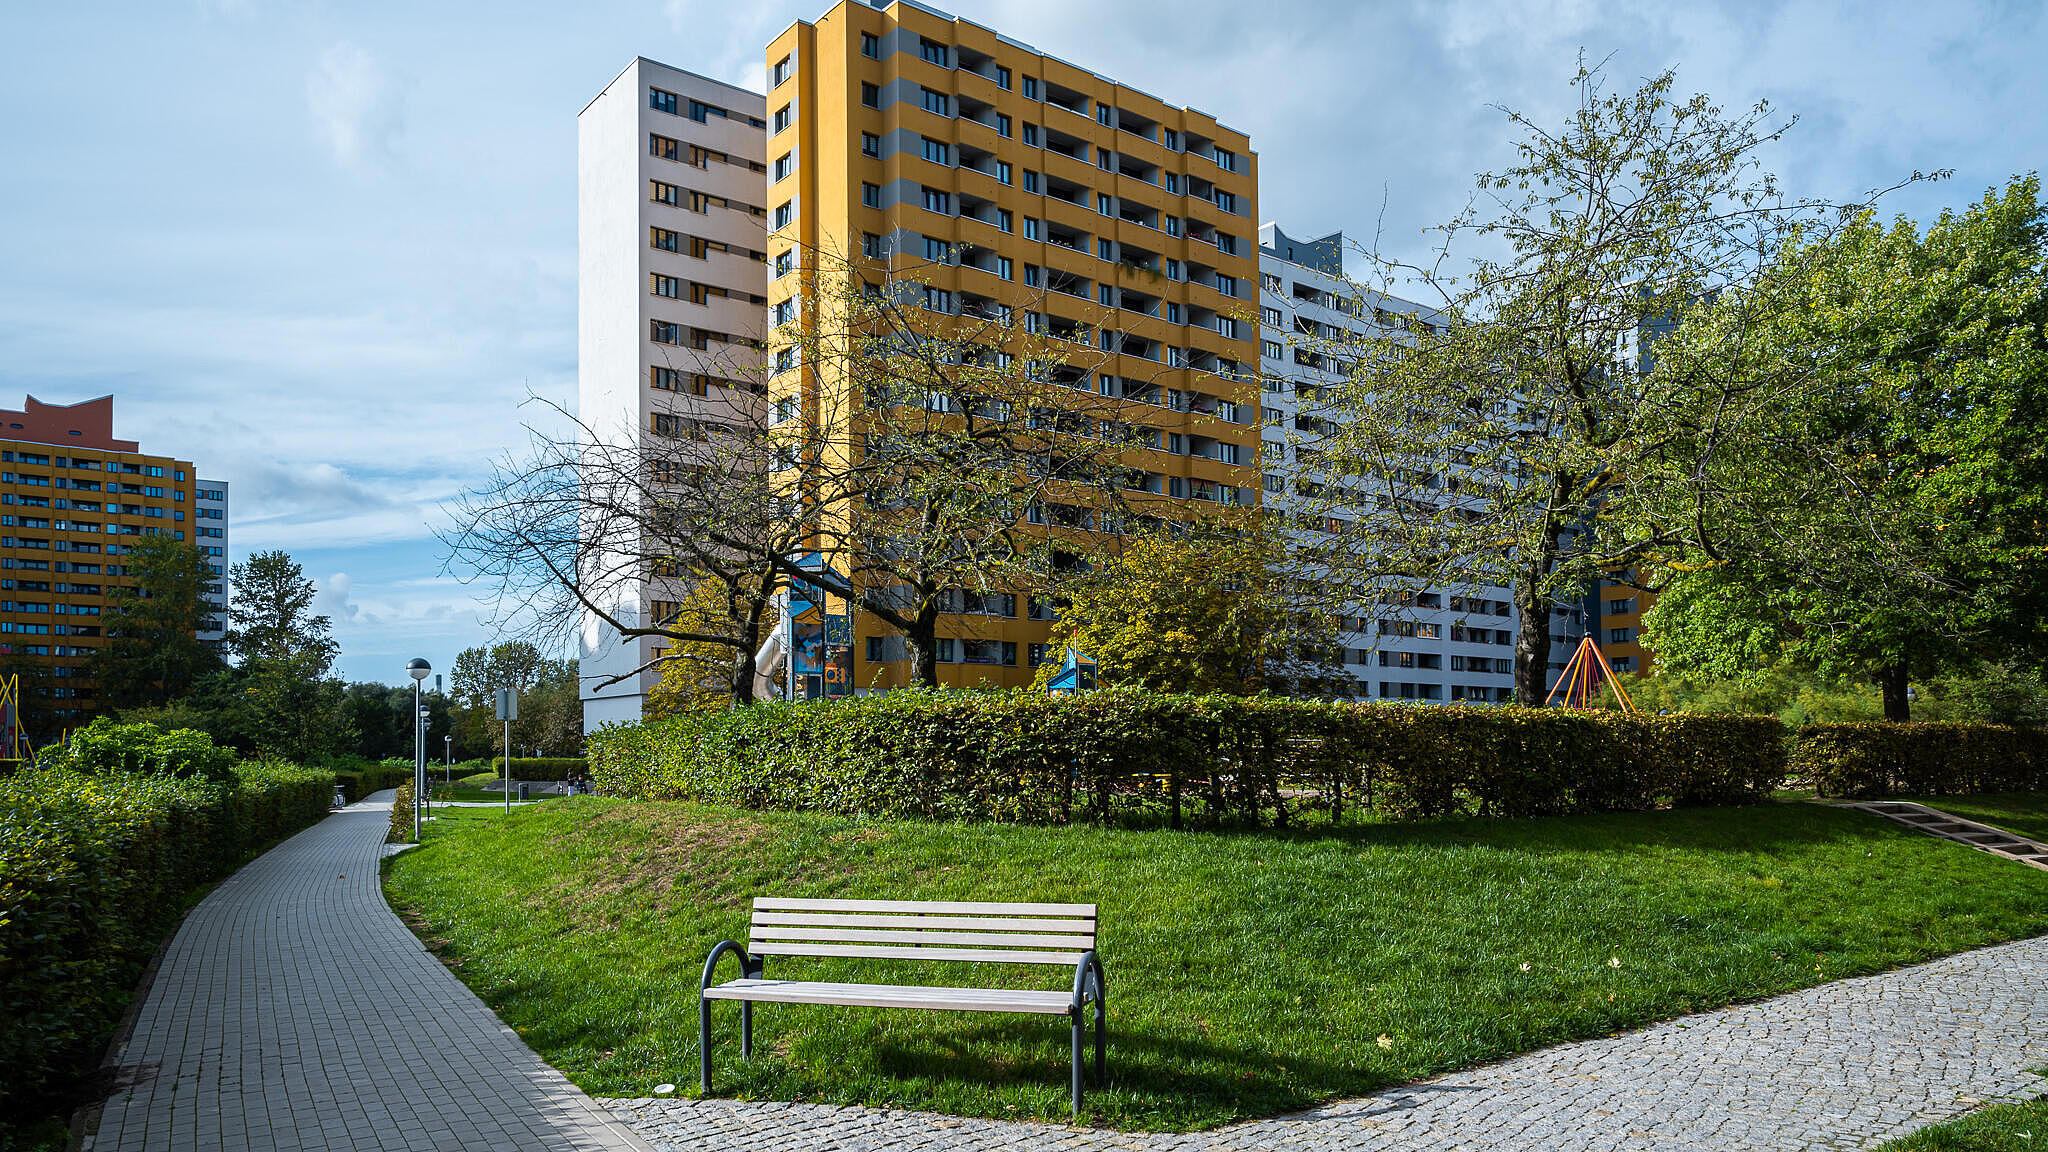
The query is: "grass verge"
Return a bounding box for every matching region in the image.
[427,786,564,804]
[1899,793,2048,844]
[1877,1077,2048,1150]
[384,798,2048,1131]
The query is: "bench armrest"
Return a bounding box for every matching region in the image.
[1070,949,1105,1014]
[701,940,761,991]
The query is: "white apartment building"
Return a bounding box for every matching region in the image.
[194,479,228,644]
[578,59,769,732]
[1258,224,1521,704]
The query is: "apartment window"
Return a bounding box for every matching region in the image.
[1022,76,1038,100]
[1164,128,1180,150]
[996,66,1012,90]
[1215,190,1238,214]
[1096,193,1113,215]
[651,366,685,391]
[774,250,795,277]
[996,113,1012,138]
[862,232,882,258]
[1023,264,1042,287]
[773,202,793,229]
[922,137,951,165]
[921,187,951,214]
[1260,306,1282,326]
[996,161,1012,185]
[1262,340,1283,361]
[924,237,950,263]
[1608,597,1637,615]
[1022,170,1040,194]
[922,286,951,312]
[1608,627,1636,645]
[919,36,948,66]
[773,298,797,326]
[996,256,1013,281]
[1096,103,1113,126]
[1166,302,1182,323]
[649,180,680,206]
[935,638,957,663]
[650,274,681,299]
[861,132,880,157]
[867,635,904,662]
[772,104,793,133]
[771,54,792,87]
[649,133,679,161]
[1215,274,1239,297]
[650,226,681,252]
[649,87,678,114]
[861,32,880,58]
[1022,123,1039,147]
[773,153,794,181]
[1164,173,1179,194]
[862,182,880,208]
[996,208,1013,233]
[1023,217,1040,240]
[861,82,879,109]
[1098,283,1113,305]
[650,320,682,345]
[1612,656,1636,672]
[921,88,949,116]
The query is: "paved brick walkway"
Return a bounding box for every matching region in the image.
[82,793,653,1152]
[607,932,2048,1151]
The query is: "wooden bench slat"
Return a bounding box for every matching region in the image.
[749,941,1087,965]
[752,912,1097,933]
[754,898,1097,917]
[751,926,1096,949]
[702,979,1075,1014]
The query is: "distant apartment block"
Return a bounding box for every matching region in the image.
[195,480,229,644]
[577,58,770,731]
[0,395,209,730]
[1258,224,1520,703]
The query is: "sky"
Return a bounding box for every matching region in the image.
[1,0,2041,686]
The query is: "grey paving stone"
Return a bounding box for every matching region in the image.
[83,792,654,1152]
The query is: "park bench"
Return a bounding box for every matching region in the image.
[699,898,1107,1115]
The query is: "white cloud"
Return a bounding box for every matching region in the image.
[307,42,405,171]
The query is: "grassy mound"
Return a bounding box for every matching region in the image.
[385,798,2048,1130]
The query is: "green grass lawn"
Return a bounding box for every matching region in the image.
[1877,1078,2048,1150]
[1901,793,2048,843]
[383,798,2048,1131]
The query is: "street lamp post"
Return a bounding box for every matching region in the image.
[444,734,453,782]
[407,658,431,840]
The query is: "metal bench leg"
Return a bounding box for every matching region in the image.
[1071,1010,1084,1117]
[742,1001,753,1060]
[1093,1000,1105,1082]
[699,997,713,1094]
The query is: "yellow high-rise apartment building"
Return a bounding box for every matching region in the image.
[765,0,1260,691]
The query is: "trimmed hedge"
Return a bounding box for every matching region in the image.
[334,762,415,804]
[588,691,1787,827]
[495,757,587,782]
[0,757,332,1135]
[1795,722,2047,799]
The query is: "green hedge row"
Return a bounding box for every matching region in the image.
[334,762,415,804]
[0,756,331,1134]
[493,757,587,782]
[1794,722,2047,799]
[588,691,1787,826]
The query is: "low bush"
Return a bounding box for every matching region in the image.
[589,691,1787,827]
[0,748,334,1139]
[1795,722,2047,799]
[333,762,414,804]
[495,757,586,782]
[389,778,416,843]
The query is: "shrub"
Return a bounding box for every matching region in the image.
[333,762,414,804]
[53,718,240,786]
[589,691,1787,828]
[1795,722,2047,799]
[493,757,587,782]
[389,779,416,843]
[0,758,334,1136]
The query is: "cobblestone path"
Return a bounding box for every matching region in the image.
[83,793,653,1152]
[608,932,2048,1151]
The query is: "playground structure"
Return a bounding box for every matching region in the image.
[0,674,32,765]
[1544,635,1636,712]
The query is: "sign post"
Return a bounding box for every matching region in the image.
[494,689,518,814]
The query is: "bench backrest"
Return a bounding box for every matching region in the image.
[747,898,1097,966]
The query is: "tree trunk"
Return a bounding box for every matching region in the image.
[1878,661,1910,721]
[907,603,941,688]
[1514,584,1552,706]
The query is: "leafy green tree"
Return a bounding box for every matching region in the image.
[1643,177,2048,718]
[92,536,225,708]
[448,642,580,758]
[1037,521,1338,695]
[1297,66,1860,704]
[223,551,349,760]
